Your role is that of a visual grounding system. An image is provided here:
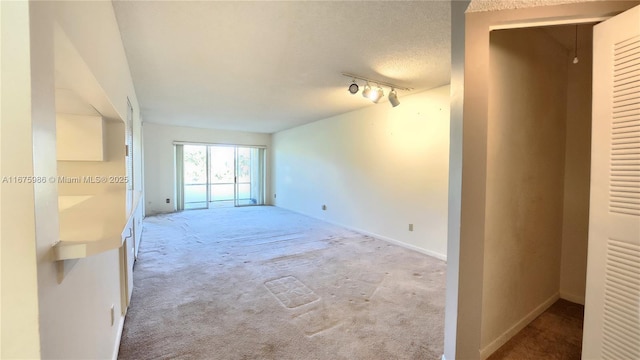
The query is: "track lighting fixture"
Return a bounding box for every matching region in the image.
[362,82,372,99]
[342,73,411,107]
[348,80,359,94]
[389,89,400,107]
[370,86,384,103]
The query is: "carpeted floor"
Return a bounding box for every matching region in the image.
[118,206,447,360]
[488,299,585,360]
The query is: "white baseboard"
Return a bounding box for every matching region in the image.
[479,292,560,360]
[112,315,126,360]
[559,291,585,305]
[281,207,447,262]
[366,229,447,262]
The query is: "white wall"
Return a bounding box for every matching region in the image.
[1,1,143,358]
[143,123,272,215]
[272,86,450,259]
[444,1,470,359]
[58,122,126,196]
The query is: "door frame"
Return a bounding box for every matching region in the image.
[174,141,267,209]
[233,146,267,207]
[445,2,640,360]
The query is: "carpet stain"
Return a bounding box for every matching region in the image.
[292,307,342,337]
[264,276,320,309]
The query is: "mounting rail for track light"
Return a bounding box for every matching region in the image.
[341,73,412,92]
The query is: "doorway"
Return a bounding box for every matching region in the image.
[451,3,640,360]
[177,144,266,210]
[481,23,594,359]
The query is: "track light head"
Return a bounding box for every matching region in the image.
[348,81,359,94]
[369,86,384,103]
[389,89,400,107]
[362,83,372,99]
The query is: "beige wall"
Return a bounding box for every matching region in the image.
[560,25,592,305]
[272,86,450,259]
[1,1,42,357]
[482,27,568,353]
[481,23,594,357]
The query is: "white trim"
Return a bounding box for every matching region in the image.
[441,355,447,360]
[112,315,126,360]
[490,16,609,31]
[279,207,447,262]
[361,228,448,262]
[559,291,585,306]
[479,292,560,360]
[172,140,267,148]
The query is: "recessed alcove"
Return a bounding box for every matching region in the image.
[53,23,127,261]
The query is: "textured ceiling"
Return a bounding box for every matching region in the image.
[112,1,451,133]
[467,0,597,12]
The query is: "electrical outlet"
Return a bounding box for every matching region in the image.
[322,205,327,211]
[274,194,277,198]
[110,305,115,326]
[166,198,170,203]
[409,224,414,231]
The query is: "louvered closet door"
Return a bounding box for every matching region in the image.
[584,5,640,359]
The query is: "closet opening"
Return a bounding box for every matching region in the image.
[482,23,595,359]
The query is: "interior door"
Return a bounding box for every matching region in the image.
[583,5,640,359]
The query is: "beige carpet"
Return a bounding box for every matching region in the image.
[117,206,447,360]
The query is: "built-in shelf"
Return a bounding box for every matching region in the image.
[54,192,126,261]
[54,236,124,261]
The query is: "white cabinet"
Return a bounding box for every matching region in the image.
[119,217,135,315]
[119,200,144,314]
[56,114,105,161]
[133,201,143,259]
